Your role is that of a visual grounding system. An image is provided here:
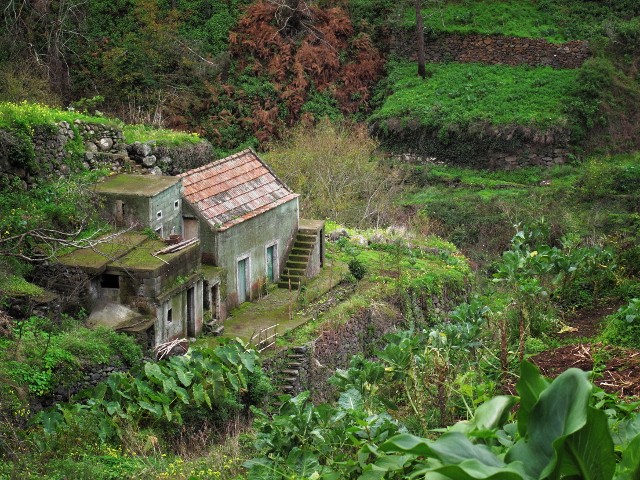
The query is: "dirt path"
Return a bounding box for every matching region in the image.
[530,303,640,398]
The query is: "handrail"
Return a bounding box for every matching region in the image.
[250,323,279,352]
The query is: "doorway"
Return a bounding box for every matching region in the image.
[203,282,220,321]
[183,217,198,240]
[266,244,276,282]
[237,257,249,304]
[186,287,195,337]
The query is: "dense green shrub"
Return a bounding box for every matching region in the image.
[600,298,640,348]
[348,258,367,281]
[0,318,142,397]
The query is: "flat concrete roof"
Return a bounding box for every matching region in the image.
[57,232,197,273]
[95,174,180,197]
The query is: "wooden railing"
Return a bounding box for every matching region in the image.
[250,324,279,353]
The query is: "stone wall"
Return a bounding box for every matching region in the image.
[0,121,215,187]
[264,284,469,403]
[44,363,130,406]
[395,32,590,69]
[375,121,572,169]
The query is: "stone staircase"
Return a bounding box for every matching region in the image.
[278,227,316,289]
[275,346,307,396]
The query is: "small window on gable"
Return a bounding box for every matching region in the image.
[174,200,180,210]
[167,307,173,323]
[157,210,163,219]
[100,274,119,289]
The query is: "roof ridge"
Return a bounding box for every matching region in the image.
[179,148,254,177]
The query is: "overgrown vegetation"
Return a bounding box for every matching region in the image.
[266,121,404,227]
[404,0,640,42]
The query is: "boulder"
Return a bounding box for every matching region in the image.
[98,138,113,151]
[328,228,349,242]
[142,155,157,167]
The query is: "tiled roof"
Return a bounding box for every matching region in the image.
[179,149,298,230]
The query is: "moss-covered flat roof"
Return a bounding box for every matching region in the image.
[115,238,197,271]
[94,174,180,197]
[57,233,147,272]
[58,232,199,273]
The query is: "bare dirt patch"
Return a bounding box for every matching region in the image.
[528,302,639,398]
[531,343,640,398]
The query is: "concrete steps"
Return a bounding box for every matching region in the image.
[273,346,307,398]
[278,228,316,289]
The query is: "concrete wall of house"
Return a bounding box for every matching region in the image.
[154,278,203,344]
[99,194,151,228]
[216,198,299,308]
[305,228,324,279]
[132,245,200,297]
[149,183,183,238]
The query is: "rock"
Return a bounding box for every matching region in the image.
[98,138,113,151]
[60,164,70,175]
[86,142,98,153]
[149,166,163,176]
[369,233,388,245]
[350,235,367,246]
[142,155,157,167]
[84,151,94,162]
[328,229,349,241]
[386,225,407,237]
[128,142,152,158]
[158,156,172,166]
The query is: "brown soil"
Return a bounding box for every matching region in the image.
[530,303,640,398]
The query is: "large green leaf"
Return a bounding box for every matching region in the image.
[547,406,615,479]
[339,388,364,411]
[614,433,640,480]
[381,432,505,467]
[507,368,614,479]
[192,383,205,407]
[424,459,530,480]
[452,396,517,436]
[38,409,64,434]
[612,412,640,447]
[145,362,168,385]
[175,366,194,387]
[138,400,163,418]
[240,350,256,373]
[516,361,549,437]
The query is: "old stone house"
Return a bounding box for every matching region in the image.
[94,174,183,238]
[49,149,323,347]
[179,149,324,314]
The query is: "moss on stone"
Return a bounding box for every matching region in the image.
[94,174,180,197]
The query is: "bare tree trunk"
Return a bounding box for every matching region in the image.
[415,0,426,79]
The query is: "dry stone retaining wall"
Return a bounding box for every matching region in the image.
[1,120,215,186]
[395,32,590,69]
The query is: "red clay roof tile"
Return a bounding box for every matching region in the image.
[179,149,298,230]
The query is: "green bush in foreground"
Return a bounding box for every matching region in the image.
[246,361,640,479]
[600,299,640,349]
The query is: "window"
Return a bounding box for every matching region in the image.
[156,210,163,219]
[100,274,119,289]
[174,199,180,210]
[167,307,173,323]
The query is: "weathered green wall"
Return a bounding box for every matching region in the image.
[98,181,182,237]
[149,183,182,237]
[215,198,299,308]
